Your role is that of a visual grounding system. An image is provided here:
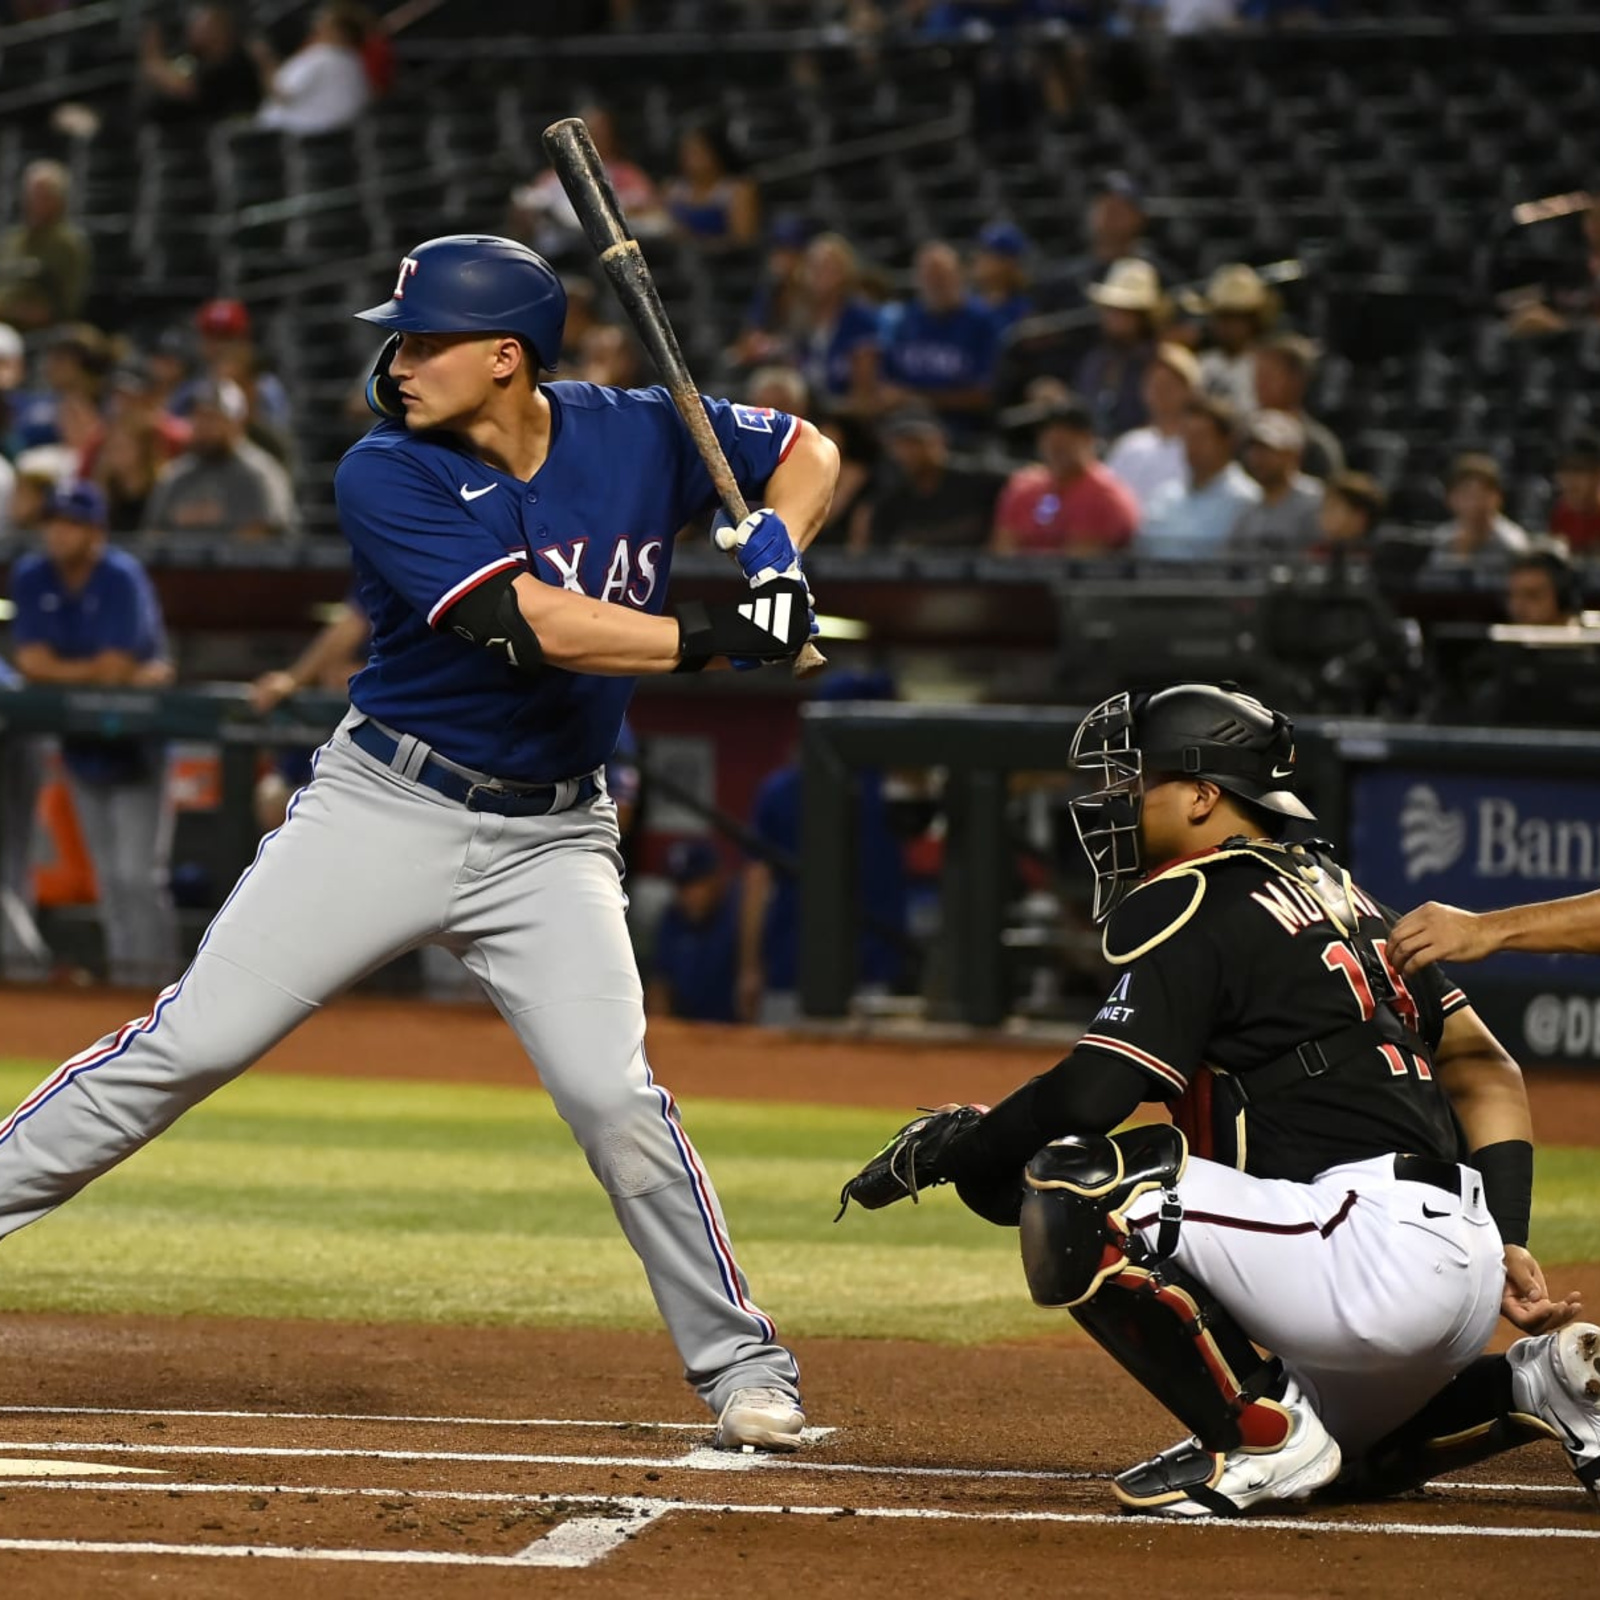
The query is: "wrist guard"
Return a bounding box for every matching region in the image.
[674,577,811,672]
[1472,1138,1533,1248]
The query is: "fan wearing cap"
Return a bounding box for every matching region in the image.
[1188,263,1278,415]
[971,222,1035,335]
[645,839,742,1024]
[1076,258,1166,439]
[141,377,298,542]
[1230,409,1323,555]
[176,298,293,463]
[1103,341,1199,516]
[992,396,1138,555]
[1044,171,1170,313]
[863,407,1007,552]
[1425,453,1530,568]
[1253,334,1344,481]
[852,682,1587,1518]
[7,482,178,986]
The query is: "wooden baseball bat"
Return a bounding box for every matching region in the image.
[541,115,826,677]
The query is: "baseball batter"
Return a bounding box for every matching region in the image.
[0,235,831,1449]
[840,684,1599,1512]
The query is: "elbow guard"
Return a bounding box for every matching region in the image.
[439,571,544,679]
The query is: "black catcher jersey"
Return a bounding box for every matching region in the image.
[1072,839,1471,1182]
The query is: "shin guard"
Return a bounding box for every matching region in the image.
[1019,1124,1288,1454]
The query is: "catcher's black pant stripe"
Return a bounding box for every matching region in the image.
[1132,1190,1359,1242]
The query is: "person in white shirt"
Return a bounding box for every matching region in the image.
[253,6,370,138]
[1105,342,1198,516]
[1426,453,1530,568]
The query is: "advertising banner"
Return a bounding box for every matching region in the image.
[1348,768,1600,1065]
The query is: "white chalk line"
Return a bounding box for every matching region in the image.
[0,1404,836,1438]
[0,1490,1593,1559]
[0,1438,1585,1498]
[0,1476,1585,1506]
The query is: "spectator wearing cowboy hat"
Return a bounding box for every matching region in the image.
[971,221,1035,334]
[1104,341,1200,516]
[1231,409,1323,554]
[1187,262,1279,414]
[992,395,1139,555]
[1075,257,1167,440]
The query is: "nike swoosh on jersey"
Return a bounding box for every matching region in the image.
[459,483,497,501]
[1420,1203,1450,1219]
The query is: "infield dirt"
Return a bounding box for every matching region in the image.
[0,988,1595,1599]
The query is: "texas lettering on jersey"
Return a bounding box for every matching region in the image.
[532,536,664,606]
[334,381,800,783]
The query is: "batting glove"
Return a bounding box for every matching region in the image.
[712,507,799,586]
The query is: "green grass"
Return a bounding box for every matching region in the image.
[0,1061,1594,1343]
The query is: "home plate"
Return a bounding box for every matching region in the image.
[0,1458,165,1479]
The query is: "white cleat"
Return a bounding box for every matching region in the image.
[1509,1321,1600,1498]
[714,1386,806,1453]
[1115,1378,1342,1517]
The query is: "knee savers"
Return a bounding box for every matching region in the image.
[1019,1124,1289,1453]
[1019,1123,1187,1309]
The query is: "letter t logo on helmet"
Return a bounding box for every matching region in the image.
[391,256,420,299]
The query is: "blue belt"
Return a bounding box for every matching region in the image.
[349,719,599,817]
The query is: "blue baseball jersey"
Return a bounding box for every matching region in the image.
[799,299,881,400]
[9,547,169,784]
[334,382,799,782]
[880,297,1000,392]
[653,884,741,1023]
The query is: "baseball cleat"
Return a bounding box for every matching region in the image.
[714,1386,805,1452]
[1508,1321,1600,1497]
[1114,1378,1342,1517]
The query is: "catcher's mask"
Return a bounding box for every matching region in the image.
[1068,684,1316,923]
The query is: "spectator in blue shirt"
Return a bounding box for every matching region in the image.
[793,232,881,415]
[8,482,179,986]
[972,221,1035,335]
[739,670,909,1026]
[647,838,741,1024]
[879,241,1001,427]
[0,653,50,978]
[1139,395,1262,559]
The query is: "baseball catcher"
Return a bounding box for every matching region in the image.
[840,683,1598,1514]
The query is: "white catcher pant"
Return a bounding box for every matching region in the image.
[1122,1152,1506,1453]
[0,711,797,1412]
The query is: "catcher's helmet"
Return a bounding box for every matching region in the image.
[355,235,567,371]
[1068,683,1315,921]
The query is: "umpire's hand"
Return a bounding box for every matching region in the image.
[1389,902,1498,975]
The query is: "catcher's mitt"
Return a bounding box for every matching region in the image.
[835,1104,987,1220]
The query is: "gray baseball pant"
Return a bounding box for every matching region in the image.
[0,711,798,1412]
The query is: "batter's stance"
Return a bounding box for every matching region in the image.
[0,236,832,1450]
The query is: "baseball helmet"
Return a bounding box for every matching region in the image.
[356,235,567,370]
[1068,683,1315,922]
